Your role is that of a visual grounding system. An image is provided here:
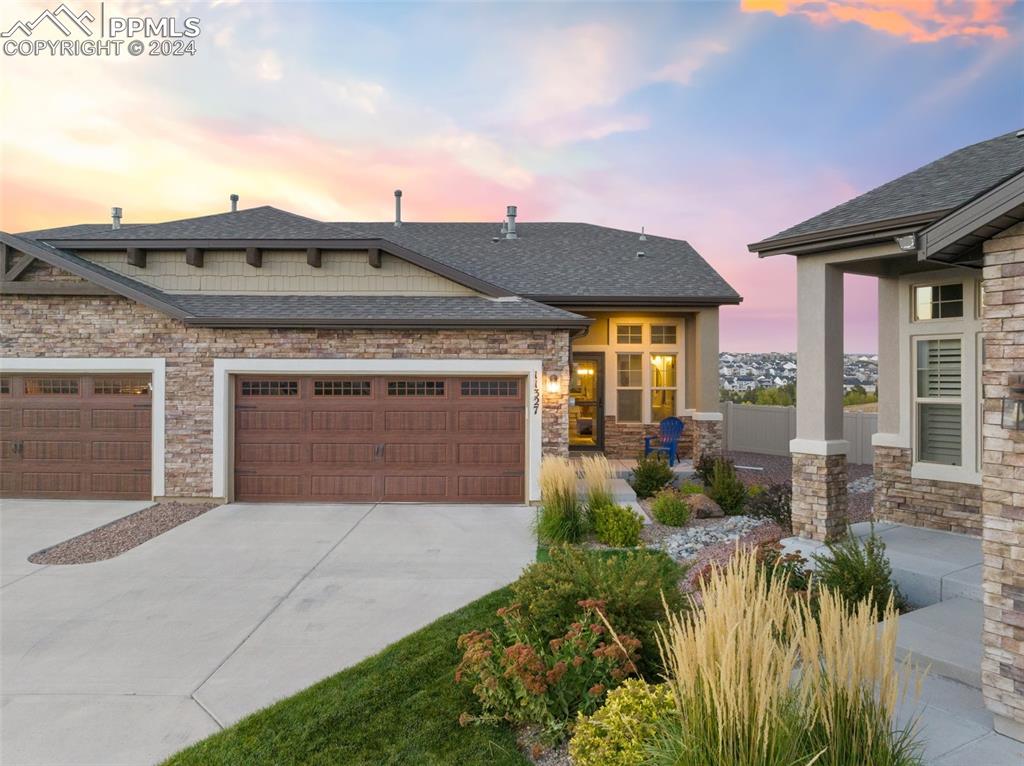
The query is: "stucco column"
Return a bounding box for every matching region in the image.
[790,258,849,541]
[980,226,1024,742]
[686,308,724,462]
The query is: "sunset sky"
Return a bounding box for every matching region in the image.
[1,0,1020,351]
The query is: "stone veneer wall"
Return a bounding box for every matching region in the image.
[0,295,571,499]
[873,446,983,536]
[602,415,695,461]
[690,419,723,464]
[791,453,848,541]
[980,227,1024,741]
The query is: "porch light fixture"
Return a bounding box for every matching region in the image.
[546,374,561,394]
[895,233,917,252]
[1002,376,1024,431]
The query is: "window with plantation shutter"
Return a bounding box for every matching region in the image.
[915,338,962,466]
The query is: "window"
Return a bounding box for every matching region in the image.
[914,283,963,320]
[461,380,519,396]
[94,377,150,395]
[0,378,9,395]
[241,380,298,396]
[25,378,78,395]
[314,380,371,396]
[650,354,677,421]
[651,325,677,345]
[388,380,445,396]
[616,324,642,344]
[617,354,642,422]
[915,338,962,466]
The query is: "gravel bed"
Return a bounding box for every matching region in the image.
[519,728,570,766]
[29,501,219,565]
[658,515,773,560]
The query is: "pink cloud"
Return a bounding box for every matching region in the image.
[741,0,1013,42]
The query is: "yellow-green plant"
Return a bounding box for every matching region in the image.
[536,456,585,543]
[579,454,614,513]
[570,679,675,766]
[594,504,643,547]
[651,552,922,766]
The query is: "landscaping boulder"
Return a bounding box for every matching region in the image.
[686,493,723,518]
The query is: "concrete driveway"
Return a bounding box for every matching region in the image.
[0,499,535,766]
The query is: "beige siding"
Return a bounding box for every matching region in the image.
[82,250,478,295]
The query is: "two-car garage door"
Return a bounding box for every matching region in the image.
[233,375,526,503]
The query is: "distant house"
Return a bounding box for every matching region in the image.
[750,129,1024,743]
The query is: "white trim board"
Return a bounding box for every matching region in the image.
[0,357,166,497]
[211,358,546,502]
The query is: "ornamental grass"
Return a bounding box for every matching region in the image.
[652,552,923,766]
[536,456,586,544]
[578,454,614,513]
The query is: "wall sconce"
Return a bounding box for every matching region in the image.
[1003,376,1024,431]
[546,374,561,394]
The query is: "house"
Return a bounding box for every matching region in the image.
[749,129,1024,743]
[0,198,739,506]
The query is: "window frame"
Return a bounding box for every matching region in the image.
[649,352,678,421]
[912,281,965,322]
[615,323,643,345]
[912,334,965,468]
[650,324,677,345]
[616,352,643,423]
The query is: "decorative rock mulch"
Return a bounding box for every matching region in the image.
[658,515,774,561]
[28,501,220,565]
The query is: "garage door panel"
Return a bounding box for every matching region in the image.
[234,375,525,503]
[91,472,150,495]
[0,374,152,500]
[311,474,376,499]
[22,440,81,461]
[92,441,151,462]
[310,443,375,464]
[22,409,80,429]
[0,409,11,429]
[236,442,304,463]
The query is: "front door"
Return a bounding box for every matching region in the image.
[569,354,603,451]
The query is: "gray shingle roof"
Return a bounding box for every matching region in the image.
[753,130,1024,249]
[172,294,589,325]
[20,212,739,304]
[343,222,739,301]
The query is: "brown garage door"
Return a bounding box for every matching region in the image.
[234,375,525,503]
[0,374,152,500]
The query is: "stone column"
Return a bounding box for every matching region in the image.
[790,258,849,541]
[685,308,724,462]
[980,225,1024,742]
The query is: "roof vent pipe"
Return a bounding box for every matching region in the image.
[230,194,239,212]
[394,189,402,227]
[505,205,518,239]
[111,207,122,230]
[639,226,647,241]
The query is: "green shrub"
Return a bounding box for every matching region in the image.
[630,453,675,498]
[594,504,643,547]
[813,528,906,619]
[536,456,586,544]
[456,601,641,743]
[570,679,675,766]
[693,452,718,487]
[650,488,691,526]
[707,458,747,515]
[745,481,793,533]
[678,481,703,495]
[755,542,811,593]
[510,545,686,672]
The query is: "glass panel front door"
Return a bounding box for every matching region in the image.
[569,354,603,450]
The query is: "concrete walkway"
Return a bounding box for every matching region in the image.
[0,499,535,766]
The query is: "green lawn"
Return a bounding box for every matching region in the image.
[163,587,529,766]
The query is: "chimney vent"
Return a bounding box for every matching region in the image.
[505,205,518,239]
[639,226,647,241]
[394,189,403,227]
[636,250,646,258]
[111,207,122,230]
[230,194,239,212]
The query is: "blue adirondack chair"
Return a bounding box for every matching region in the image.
[644,416,685,466]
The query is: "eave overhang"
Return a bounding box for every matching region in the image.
[527,294,742,307]
[748,211,947,257]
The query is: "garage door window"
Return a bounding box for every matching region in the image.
[25,378,78,395]
[94,377,150,395]
[461,380,519,396]
[314,380,371,396]
[388,380,445,396]
[241,380,298,396]
[0,378,9,394]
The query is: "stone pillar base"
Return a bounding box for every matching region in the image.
[791,452,848,542]
[691,418,723,464]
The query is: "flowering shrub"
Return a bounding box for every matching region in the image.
[455,600,641,742]
[650,488,691,526]
[570,679,675,766]
[593,504,644,547]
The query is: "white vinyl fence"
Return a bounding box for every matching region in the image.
[717,402,877,465]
